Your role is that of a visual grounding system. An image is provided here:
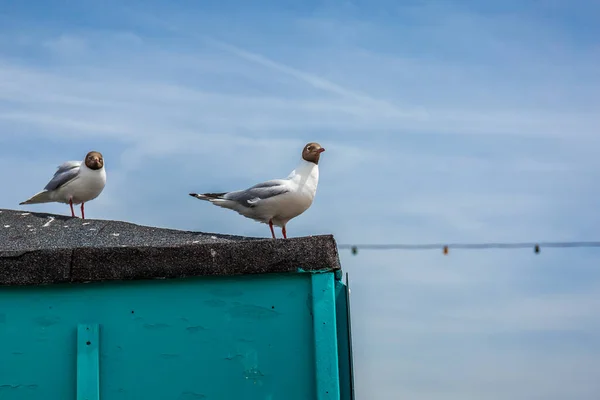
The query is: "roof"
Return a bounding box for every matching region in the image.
[0,209,341,286]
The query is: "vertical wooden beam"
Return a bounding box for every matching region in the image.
[311,273,341,400]
[77,324,100,400]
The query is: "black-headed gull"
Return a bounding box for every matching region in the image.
[190,142,325,239]
[19,151,106,219]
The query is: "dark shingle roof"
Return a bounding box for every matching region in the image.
[0,209,341,286]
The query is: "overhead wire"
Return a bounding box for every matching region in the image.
[337,241,600,255]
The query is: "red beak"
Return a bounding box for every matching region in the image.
[317,148,325,153]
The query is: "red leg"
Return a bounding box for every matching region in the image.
[269,220,276,239]
[81,203,85,220]
[69,199,75,217]
[282,225,287,239]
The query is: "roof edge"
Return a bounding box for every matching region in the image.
[0,231,342,286]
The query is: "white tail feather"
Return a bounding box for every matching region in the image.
[19,190,55,205]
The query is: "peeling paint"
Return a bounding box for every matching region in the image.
[186,325,207,333]
[227,304,280,320]
[0,384,38,390]
[179,391,207,399]
[244,367,265,380]
[204,299,226,308]
[34,316,60,327]
[142,323,170,330]
[224,354,244,361]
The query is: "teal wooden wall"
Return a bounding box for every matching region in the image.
[0,271,352,399]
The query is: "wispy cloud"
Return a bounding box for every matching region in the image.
[204,38,427,118]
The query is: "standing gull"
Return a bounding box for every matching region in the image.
[19,151,107,219]
[190,142,325,239]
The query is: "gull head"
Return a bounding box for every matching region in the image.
[302,142,325,165]
[85,151,104,170]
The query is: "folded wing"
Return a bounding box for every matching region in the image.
[44,161,81,191]
[225,180,290,207]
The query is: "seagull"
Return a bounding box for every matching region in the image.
[19,151,107,219]
[190,142,325,239]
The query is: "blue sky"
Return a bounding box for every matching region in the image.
[1,0,600,398]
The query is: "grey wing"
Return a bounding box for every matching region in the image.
[225,180,290,207]
[44,161,81,191]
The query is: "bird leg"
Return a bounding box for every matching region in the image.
[269,220,276,239]
[282,226,287,239]
[81,202,85,220]
[69,199,75,218]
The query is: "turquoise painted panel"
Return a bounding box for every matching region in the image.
[0,273,322,399]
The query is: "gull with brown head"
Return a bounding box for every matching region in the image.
[19,151,107,219]
[190,142,325,239]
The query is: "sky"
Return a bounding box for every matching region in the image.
[1,0,600,398]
